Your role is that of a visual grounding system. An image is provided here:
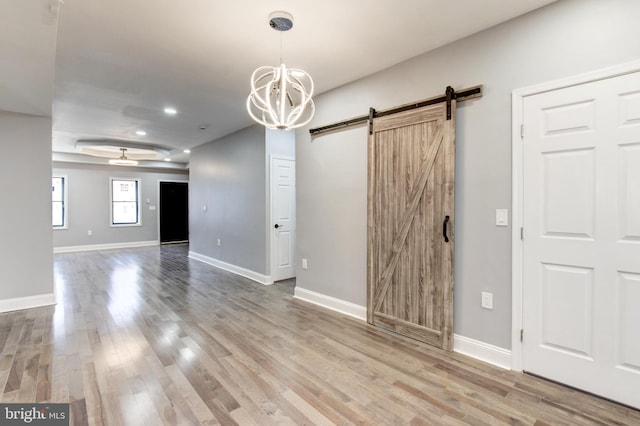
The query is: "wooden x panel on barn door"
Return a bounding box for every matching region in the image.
[367,100,455,350]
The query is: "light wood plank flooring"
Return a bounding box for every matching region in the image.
[0,244,638,425]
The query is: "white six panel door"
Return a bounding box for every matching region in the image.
[271,157,296,281]
[522,71,640,409]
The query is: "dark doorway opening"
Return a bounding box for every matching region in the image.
[159,181,189,244]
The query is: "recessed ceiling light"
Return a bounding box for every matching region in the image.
[164,158,171,162]
[164,107,177,115]
[183,149,191,154]
[136,130,147,136]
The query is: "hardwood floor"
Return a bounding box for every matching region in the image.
[0,244,638,425]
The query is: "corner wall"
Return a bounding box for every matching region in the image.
[295,0,640,350]
[0,111,54,310]
[189,125,269,278]
[189,125,297,283]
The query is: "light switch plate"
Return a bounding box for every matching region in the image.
[496,209,508,227]
[481,292,493,310]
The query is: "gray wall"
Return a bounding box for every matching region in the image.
[295,0,640,349]
[190,125,268,274]
[0,111,54,300]
[52,162,188,248]
[190,126,296,278]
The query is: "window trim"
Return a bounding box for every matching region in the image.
[52,175,68,230]
[110,177,142,227]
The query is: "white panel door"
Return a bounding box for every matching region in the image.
[270,157,296,281]
[522,71,640,409]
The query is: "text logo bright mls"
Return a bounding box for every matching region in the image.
[1,404,69,425]
[5,407,47,423]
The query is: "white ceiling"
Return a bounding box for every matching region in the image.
[2,0,557,166]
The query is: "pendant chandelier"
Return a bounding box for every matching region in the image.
[109,148,138,166]
[247,12,315,130]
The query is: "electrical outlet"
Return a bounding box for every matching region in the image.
[217,238,221,246]
[481,292,493,310]
[301,258,308,269]
[87,230,92,236]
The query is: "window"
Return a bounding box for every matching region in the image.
[52,176,67,228]
[111,178,141,225]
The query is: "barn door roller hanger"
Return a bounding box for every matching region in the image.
[309,85,483,136]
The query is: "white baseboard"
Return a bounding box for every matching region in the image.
[188,251,273,285]
[293,287,367,321]
[453,334,512,370]
[54,240,159,254]
[0,293,56,314]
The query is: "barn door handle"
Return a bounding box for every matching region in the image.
[274,224,280,229]
[443,216,450,243]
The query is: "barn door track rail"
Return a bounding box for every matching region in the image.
[309,85,483,136]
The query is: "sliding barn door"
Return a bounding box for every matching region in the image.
[368,101,456,350]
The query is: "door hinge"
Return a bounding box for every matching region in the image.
[520,227,524,240]
[520,329,524,342]
[520,123,524,139]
